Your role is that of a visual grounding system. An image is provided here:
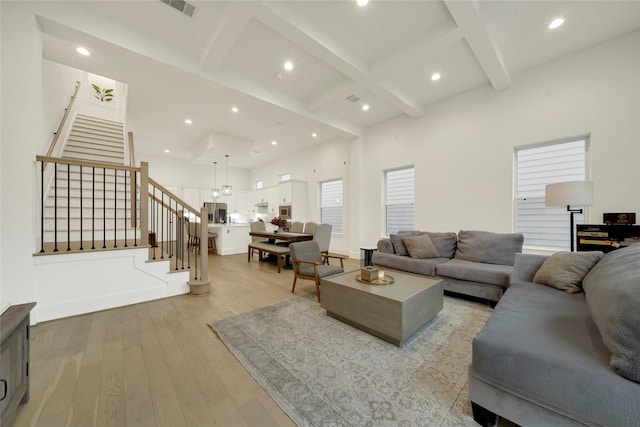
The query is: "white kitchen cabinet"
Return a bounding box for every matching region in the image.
[208,224,250,255]
[278,180,308,221]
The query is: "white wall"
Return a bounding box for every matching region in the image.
[1,3,45,305]
[358,31,640,249]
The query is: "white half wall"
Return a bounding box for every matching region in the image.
[32,248,189,324]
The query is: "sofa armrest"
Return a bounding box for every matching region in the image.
[510,253,548,284]
[377,238,394,254]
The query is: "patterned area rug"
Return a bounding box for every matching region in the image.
[209,293,492,426]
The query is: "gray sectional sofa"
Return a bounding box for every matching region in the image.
[372,230,524,304]
[470,244,640,426]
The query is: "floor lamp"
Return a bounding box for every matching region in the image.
[545,181,594,252]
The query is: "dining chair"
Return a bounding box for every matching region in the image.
[290,221,304,233]
[289,241,344,302]
[187,221,200,252]
[303,221,317,235]
[248,221,267,258]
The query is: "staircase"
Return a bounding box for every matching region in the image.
[63,114,125,164]
[42,114,135,250]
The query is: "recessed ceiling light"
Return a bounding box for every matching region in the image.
[312,133,317,138]
[357,0,369,6]
[76,47,90,56]
[548,18,564,29]
[164,149,170,153]
[184,119,192,124]
[431,73,441,81]
[284,61,294,71]
[361,104,370,111]
[271,141,278,146]
[231,106,238,113]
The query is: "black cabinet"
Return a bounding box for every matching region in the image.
[577,224,640,253]
[0,302,36,427]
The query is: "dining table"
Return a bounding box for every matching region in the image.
[249,230,313,244]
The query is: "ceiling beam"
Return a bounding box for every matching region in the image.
[252,1,424,118]
[199,3,252,71]
[444,0,511,91]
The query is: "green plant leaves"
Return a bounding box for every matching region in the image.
[91,84,115,102]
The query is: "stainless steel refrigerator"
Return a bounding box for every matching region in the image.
[204,202,227,223]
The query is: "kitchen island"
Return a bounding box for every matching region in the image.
[207,224,251,255]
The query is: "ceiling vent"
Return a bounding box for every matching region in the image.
[159,0,196,18]
[346,94,361,103]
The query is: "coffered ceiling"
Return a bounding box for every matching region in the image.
[37,0,640,168]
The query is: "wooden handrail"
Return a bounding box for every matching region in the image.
[148,177,201,217]
[47,81,81,157]
[36,155,140,172]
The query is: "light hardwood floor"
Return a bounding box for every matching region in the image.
[15,252,361,427]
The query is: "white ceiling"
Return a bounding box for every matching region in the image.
[38,0,640,169]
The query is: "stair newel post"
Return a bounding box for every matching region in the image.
[67,163,71,251]
[177,208,183,271]
[54,163,58,252]
[113,168,117,248]
[188,207,211,296]
[79,165,83,250]
[91,167,95,250]
[102,167,106,249]
[132,169,138,247]
[139,162,149,248]
[40,161,45,253]
[123,169,127,248]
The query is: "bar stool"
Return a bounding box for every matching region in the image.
[208,232,218,254]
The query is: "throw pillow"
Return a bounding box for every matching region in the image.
[582,244,640,383]
[533,251,603,293]
[389,234,409,256]
[454,230,524,265]
[402,234,440,259]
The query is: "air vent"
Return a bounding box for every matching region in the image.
[159,0,196,17]
[346,94,361,103]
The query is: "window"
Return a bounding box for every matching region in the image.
[385,167,414,235]
[515,138,587,249]
[255,180,263,189]
[280,173,291,182]
[320,179,343,233]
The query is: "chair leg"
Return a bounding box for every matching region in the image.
[291,276,297,293]
[277,254,282,273]
[315,280,321,302]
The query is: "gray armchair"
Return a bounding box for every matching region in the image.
[290,241,344,302]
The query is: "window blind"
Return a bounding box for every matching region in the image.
[321,179,343,233]
[516,139,586,249]
[385,167,414,235]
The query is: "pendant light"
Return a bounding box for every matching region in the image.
[211,161,220,199]
[222,154,232,196]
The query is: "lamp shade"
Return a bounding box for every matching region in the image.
[545,181,593,207]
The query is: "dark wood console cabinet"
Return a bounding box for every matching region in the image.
[0,302,36,427]
[577,224,640,253]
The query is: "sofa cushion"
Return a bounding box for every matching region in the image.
[471,281,640,426]
[372,251,449,276]
[583,244,640,383]
[402,234,439,259]
[389,234,409,256]
[455,230,523,265]
[532,251,603,293]
[436,259,513,287]
[398,230,457,259]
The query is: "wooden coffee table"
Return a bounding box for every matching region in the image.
[320,269,443,346]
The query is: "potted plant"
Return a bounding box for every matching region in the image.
[270,217,289,232]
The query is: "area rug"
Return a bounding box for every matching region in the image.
[209,293,492,426]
